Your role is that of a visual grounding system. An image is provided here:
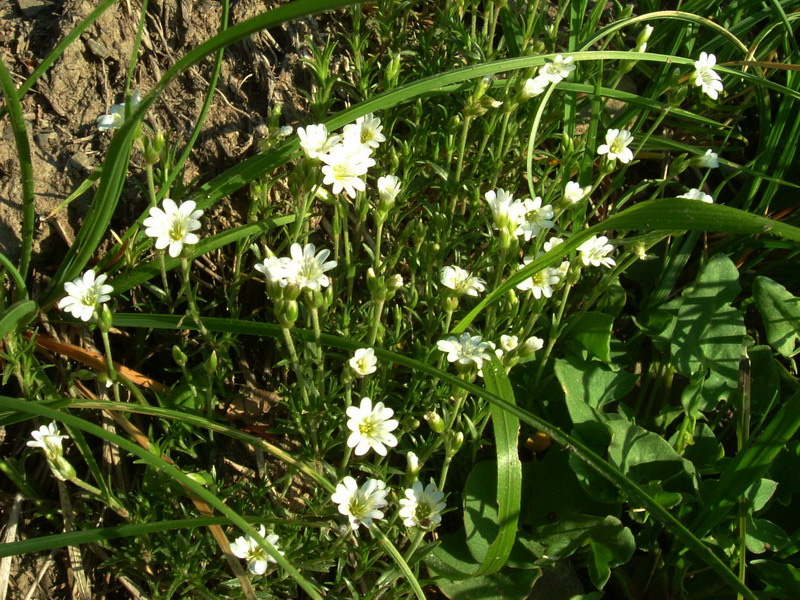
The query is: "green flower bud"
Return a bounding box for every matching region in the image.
[204,351,218,378]
[424,411,445,434]
[276,299,298,329]
[402,416,420,432]
[405,450,420,481]
[98,304,113,333]
[445,431,465,457]
[172,345,188,367]
[144,130,165,165]
[50,455,77,482]
[668,153,689,178]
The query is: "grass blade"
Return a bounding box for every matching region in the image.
[0,301,38,339]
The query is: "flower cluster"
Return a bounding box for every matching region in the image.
[332,476,447,533]
[298,113,387,199]
[255,244,337,296]
[484,188,555,244]
[437,331,544,375]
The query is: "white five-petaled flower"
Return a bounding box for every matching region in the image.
[515,257,561,299]
[58,269,114,322]
[697,149,719,168]
[516,197,555,241]
[440,266,486,297]
[521,336,544,355]
[297,124,340,160]
[578,235,616,269]
[376,175,401,206]
[27,423,69,460]
[97,90,141,131]
[399,480,446,530]
[597,129,634,164]
[230,525,283,576]
[346,397,399,457]
[343,113,386,151]
[143,199,204,258]
[349,348,378,377]
[538,54,576,84]
[288,243,336,291]
[541,237,571,283]
[437,333,492,370]
[678,188,713,203]
[331,476,388,530]
[564,181,591,205]
[693,52,724,100]
[320,144,376,199]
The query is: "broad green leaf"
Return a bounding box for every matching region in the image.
[746,517,790,554]
[568,312,615,363]
[660,255,746,382]
[428,355,521,579]
[750,559,800,598]
[753,276,800,357]
[607,419,697,493]
[108,313,758,600]
[746,479,779,513]
[536,515,635,589]
[0,300,38,339]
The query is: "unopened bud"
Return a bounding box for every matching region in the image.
[387,274,403,291]
[172,345,188,367]
[276,299,298,328]
[98,304,113,333]
[472,75,492,102]
[520,336,544,357]
[402,416,420,432]
[204,351,218,378]
[406,451,420,480]
[144,130,165,165]
[445,431,464,457]
[425,411,445,434]
[50,455,77,482]
[442,296,459,312]
[668,153,689,178]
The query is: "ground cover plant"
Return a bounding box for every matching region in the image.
[2,0,800,598]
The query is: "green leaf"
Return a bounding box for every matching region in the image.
[428,355,521,579]
[746,517,790,554]
[691,392,800,539]
[607,419,697,493]
[568,312,615,363]
[536,515,635,589]
[753,276,800,358]
[0,300,37,339]
[108,313,758,600]
[662,255,745,382]
[455,200,800,334]
[750,559,800,598]
[746,479,779,513]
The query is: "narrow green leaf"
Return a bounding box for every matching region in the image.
[0,251,28,299]
[108,313,756,599]
[0,58,35,280]
[0,300,38,339]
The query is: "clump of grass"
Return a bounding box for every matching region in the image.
[2,1,800,599]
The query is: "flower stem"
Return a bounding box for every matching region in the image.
[180,257,213,345]
[280,326,311,409]
[339,382,353,474]
[367,298,385,347]
[158,252,172,304]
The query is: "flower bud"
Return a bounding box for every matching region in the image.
[384,52,401,89]
[406,451,420,480]
[442,295,459,312]
[668,153,689,178]
[666,68,687,107]
[402,416,420,432]
[275,299,298,329]
[472,75,492,102]
[424,411,445,434]
[172,345,188,367]
[98,304,113,333]
[445,431,464,457]
[636,25,654,52]
[447,114,462,134]
[204,351,218,378]
[387,274,404,291]
[307,289,325,309]
[50,455,77,482]
[520,336,544,357]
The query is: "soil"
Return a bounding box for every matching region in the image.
[0,1,337,597]
[0,0,320,281]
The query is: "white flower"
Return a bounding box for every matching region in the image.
[97,90,141,131]
[297,124,340,159]
[500,335,519,353]
[58,269,114,322]
[516,197,555,241]
[693,52,723,100]
[321,144,376,199]
[484,188,524,230]
[578,235,616,269]
[543,237,564,253]
[437,333,492,370]
[520,75,550,99]
[515,257,561,299]
[346,397,399,457]
[678,188,713,203]
[597,129,634,164]
[230,525,283,576]
[399,480,446,530]
[278,125,293,137]
[377,175,401,206]
[343,113,386,151]
[440,266,486,297]
[540,237,570,283]
[538,55,575,84]
[288,243,336,291]
[143,199,204,258]
[27,423,68,460]
[564,181,591,205]
[254,256,296,289]
[349,348,378,377]
[331,476,389,530]
[697,149,719,168]
[521,336,544,355]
